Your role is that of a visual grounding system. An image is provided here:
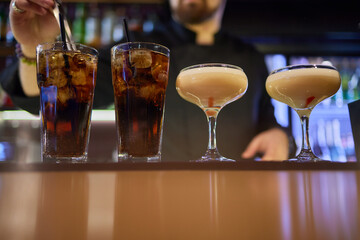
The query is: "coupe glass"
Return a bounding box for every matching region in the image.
[266,64,341,162]
[176,63,248,161]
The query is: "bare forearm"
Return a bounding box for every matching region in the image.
[9,0,59,96]
[18,44,39,96]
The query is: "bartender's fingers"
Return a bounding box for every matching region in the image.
[28,0,54,9]
[242,134,262,159]
[261,145,288,161]
[10,0,58,45]
[11,0,53,15]
[242,128,289,161]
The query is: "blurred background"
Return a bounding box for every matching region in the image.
[0,0,359,162]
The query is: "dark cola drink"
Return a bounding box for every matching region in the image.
[37,42,98,162]
[111,43,170,161]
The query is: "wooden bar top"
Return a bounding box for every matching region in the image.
[0,161,359,240]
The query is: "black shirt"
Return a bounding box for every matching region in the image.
[0,19,290,161]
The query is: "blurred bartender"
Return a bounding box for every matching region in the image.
[1,0,295,161]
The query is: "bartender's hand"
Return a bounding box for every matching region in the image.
[10,0,59,96]
[242,128,289,161]
[10,0,59,57]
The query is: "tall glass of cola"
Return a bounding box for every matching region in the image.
[37,42,98,162]
[111,42,170,162]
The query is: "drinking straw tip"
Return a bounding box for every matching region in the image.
[55,0,67,49]
[123,18,131,43]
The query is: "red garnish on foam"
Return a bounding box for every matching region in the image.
[305,96,315,107]
[208,97,214,107]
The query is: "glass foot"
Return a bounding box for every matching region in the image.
[192,149,235,162]
[288,149,325,162]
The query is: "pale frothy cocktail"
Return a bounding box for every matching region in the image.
[176,64,248,161]
[266,64,341,162]
[266,67,340,116]
[176,66,248,115]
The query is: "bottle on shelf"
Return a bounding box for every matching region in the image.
[84,3,102,48]
[101,5,116,46]
[331,119,347,162]
[71,3,86,44]
[317,119,331,160]
[112,7,126,43]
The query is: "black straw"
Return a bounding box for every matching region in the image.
[56,0,68,50]
[55,0,71,80]
[59,14,68,50]
[123,18,131,42]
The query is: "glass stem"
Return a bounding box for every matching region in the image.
[207,115,218,151]
[300,115,311,151]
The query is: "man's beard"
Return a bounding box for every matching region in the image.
[175,0,216,24]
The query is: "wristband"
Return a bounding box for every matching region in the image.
[15,43,36,65]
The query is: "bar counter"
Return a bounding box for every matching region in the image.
[0,161,359,240]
